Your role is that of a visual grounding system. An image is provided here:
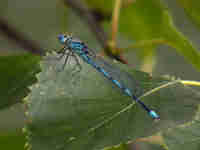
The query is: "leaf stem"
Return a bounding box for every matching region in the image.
[181,80,200,86]
[63,0,108,50]
[110,0,122,48]
[0,17,45,56]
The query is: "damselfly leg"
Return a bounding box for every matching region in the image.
[57,47,82,74]
[61,50,71,70]
[71,52,82,73]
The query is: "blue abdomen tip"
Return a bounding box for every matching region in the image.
[149,110,160,120]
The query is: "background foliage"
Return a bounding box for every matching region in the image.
[0,0,200,150]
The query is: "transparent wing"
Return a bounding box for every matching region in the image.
[91,55,144,97]
[69,40,145,97]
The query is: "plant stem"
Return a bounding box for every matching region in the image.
[110,0,122,48]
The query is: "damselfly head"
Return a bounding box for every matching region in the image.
[57,34,72,44]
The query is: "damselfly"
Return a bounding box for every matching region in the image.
[54,34,160,120]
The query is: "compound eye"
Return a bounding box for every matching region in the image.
[57,34,67,44]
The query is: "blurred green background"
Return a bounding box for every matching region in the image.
[0,0,200,149]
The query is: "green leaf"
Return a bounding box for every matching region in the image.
[119,0,200,71]
[0,131,26,150]
[162,119,200,149]
[0,54,40,109]
[103,143,128,150]
[86,0,200,71]
[26,53,200,150]
[177,0,200,29]
[104,141,166,150]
